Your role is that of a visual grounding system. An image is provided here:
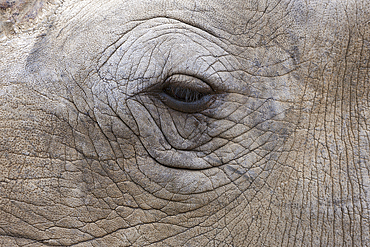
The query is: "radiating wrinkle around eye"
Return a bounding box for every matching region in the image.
[96,18,246,94]
[1,0,370,246]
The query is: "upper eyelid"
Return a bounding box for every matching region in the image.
[163,74,215,93]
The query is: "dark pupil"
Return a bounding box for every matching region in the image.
[163,86,205,102]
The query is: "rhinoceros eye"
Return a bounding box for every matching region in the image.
[163,85,205,102]
[159,75,215,113]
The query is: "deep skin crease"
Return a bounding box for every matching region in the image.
[0,0,370,246]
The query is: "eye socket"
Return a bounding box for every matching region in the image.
[158,74,215,113]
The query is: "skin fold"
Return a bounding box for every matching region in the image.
[0,0,369,246]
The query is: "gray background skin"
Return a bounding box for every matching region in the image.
[0,0,370,246]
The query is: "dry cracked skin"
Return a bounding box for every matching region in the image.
[0,0,370,246]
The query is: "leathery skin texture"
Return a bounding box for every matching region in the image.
[0,0,369,246]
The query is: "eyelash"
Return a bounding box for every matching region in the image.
[162,85,206,103]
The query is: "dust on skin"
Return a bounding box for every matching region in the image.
[0,0,56,39]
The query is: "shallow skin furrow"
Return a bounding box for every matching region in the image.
[0,0,369,246]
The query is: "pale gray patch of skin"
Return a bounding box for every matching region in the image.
[0,0,369,246]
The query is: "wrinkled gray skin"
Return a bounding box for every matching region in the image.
[0,0,370,246]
